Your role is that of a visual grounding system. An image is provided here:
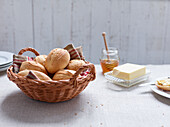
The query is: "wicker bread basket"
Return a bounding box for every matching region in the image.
[7,48,96,102]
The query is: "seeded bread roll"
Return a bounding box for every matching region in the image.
[53,69,76,81]
[45,48,70,74]
[67,59,85,71]
[20,61,47,74]
[34,55,47,66]
[18,70,52,81]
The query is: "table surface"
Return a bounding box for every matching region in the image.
[0,65,170,127]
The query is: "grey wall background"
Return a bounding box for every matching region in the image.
[0,0,170,64]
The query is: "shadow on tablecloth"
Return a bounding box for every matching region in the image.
[1,91,92,123]
[152,92,170,106]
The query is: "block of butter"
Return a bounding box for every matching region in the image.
[112,63,146,80]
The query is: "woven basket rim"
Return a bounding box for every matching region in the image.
[7,62,96,89]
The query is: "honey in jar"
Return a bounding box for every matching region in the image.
[100,59,119,74]
[100,47,119,74]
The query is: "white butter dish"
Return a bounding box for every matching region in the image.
[104,69,151,87]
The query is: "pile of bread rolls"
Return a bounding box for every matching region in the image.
[18,48,86,81]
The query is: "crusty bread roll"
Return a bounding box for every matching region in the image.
[67,59,85,71]
[18,70,52,81]
[20,61,47,74]
[34,55,47,66]
[156,84,170,91]
[45,48,70,74]
[53,69,76,81]
[156,79,170,91]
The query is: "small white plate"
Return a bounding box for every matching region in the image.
[0,62,12,68]
[0,66,9,72]
[150,85,170,99]
[0,51,13,65]
[0,63,12,72]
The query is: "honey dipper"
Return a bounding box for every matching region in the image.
[102,32,110,60]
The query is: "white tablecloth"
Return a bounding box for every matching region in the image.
[0,65,170,127]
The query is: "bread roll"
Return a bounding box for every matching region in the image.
[20,61,47,74]
[18,70,52,81]
[67,59,85,71]
[34,55,47,66]
[45,48,70,74]
[156,84,170,91]
[53,69,76,81]
[156,79,170,91]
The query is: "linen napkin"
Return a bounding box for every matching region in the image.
[64,44,84,60]
[26,70,39,80]
[13,54,34,73]
[76,46,85,61]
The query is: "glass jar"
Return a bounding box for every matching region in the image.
[100,47,119,74]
